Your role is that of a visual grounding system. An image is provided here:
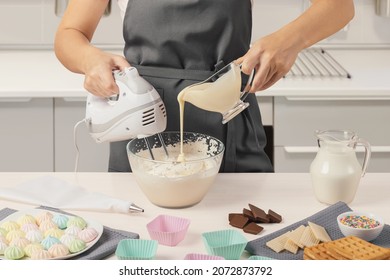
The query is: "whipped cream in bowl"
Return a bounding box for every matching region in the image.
[127,132,224,208]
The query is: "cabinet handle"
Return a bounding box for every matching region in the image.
[0,98,32,102]
[62,97,86,102]
[283,146,390,153]
[285,96,390,101]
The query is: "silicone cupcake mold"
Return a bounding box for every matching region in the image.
[248,255,274,260]
[147,215,190,246]
[115,239,158,260]
[202,229,247,260]
[184,253,225,260]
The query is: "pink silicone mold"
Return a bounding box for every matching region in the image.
[184,253,225,260]
[146,215,190,246]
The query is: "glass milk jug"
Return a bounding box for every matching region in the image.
[310,130,371,205]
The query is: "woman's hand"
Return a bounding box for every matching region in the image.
[236,0,354,93]
[82,49,130,97]
[54,0,130,98]
[236,33,300,93]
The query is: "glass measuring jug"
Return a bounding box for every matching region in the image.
[177,61,254,124]
[310,130,371,205]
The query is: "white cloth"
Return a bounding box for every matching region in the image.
[0,176,133,214]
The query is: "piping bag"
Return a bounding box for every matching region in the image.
[0,176,143,213]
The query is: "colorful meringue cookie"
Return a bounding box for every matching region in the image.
[0,235,8,245]
[68,238,86,253]
[1,221,20,232]
[44,228,64,239]
[17,214,37,226]
[65,225,82,236]
[60,234,76,248]
[41,236,61,250]
[52,215,69,230]
[9,237,30,249]
[0,227,8,237]
[48,243,69,258]
[36,211,54,226]
[30,249,52,260]
[21,223,39,233]
[25,230,44,243]
[0,241,8,254]
[39,220,58,232]
[24,243,44,258]
[4,245,24,260]
[67,216,87,230]
[6,229,25,243]
[78,227,98,243]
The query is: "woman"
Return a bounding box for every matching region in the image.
[55,0,354,172]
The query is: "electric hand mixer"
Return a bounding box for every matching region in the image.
[74,67,168,173]
[85,67,167,143]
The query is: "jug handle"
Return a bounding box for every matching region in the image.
[357,138,371,177]
[239,64,255,101]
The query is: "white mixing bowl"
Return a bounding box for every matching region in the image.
[127,132,224,208]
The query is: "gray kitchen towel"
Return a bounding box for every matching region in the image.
[0,206,139,260]
[245,201,390,260]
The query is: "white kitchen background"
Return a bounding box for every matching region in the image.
[1,0,390,48]
[0,0,389,172]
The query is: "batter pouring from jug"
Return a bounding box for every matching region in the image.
[54,0,355,172]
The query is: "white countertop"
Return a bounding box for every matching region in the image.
[0,172,388,260]
[1,48,390,99]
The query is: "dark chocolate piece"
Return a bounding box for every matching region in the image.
[242,208,256,222]
[228,213,244,222]
[229,215,250,229]
[267,209,282,223]
[248,204,270,223]
[243,222,263,235]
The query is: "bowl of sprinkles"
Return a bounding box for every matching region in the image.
[337,211,384,241]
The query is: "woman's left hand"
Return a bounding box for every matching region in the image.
[236,32,300,93]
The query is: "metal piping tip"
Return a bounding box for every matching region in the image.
[129,203,144,213]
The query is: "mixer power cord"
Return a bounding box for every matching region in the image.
[73,118,90,172]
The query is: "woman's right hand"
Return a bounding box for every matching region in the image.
[83,49,131,98]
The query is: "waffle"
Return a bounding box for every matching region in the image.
[304,236,390,260]
[303,243,337,260]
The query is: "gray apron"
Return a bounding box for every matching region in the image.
[109,0,273,173]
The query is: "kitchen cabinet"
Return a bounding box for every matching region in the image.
[0,97,109,172]
[0,98,53,171]
[0,0,124,47]
[273,96,390,173]
[54,98,109,172]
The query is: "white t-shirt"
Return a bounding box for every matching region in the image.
[116,0,128,20]
[116,0,253,20]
